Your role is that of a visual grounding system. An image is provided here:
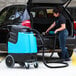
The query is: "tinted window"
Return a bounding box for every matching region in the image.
[8,6,25,21]
[46,9,54,18]
[0,5,25,27]
[31,8,54,18]
[31,8,55,33]
[7,7,17,20]
[31,9,47,18]
[0,9,8,24]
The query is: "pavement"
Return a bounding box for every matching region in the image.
[0,50,76,76]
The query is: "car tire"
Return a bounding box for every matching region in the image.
[58,49,73,58]
[5,55,15,68]
[25,63,30,69]
[34,62,38,68]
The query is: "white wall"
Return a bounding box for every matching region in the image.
[0,0,27,10]
[0,0,76,10]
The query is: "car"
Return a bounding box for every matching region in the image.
[0,0,76,58]
[0,5,26,56]
[67,6,76,36]
[27,0,75,58]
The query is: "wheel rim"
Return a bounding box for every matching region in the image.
[5,55,14,67]
[34,62,38,68]
[25,63,29,69]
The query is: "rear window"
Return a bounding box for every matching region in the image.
[31,8,54,18]
[31,8,55,33]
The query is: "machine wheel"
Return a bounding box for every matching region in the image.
[5,55,15,68]
[34,62,38,68]
[58,49,73,58]
[25,63,29,69]
[19,62,25,67]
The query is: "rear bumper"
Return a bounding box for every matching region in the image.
[37,35,76,51]
[66,36,76,49]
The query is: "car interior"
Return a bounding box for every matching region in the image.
[30,7,73,37]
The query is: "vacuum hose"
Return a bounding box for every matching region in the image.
[30,28,69,68]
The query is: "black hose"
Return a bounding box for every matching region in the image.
[30,28,69,68]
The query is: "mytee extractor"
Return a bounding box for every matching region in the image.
[5,25,68,69]
[5,25,38,69]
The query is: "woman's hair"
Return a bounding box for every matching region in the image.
[53,7,61,14]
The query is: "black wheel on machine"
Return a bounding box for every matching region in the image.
[25,63,29,69]
[5,55,15,68]
[58,49,73,58]
[34,62,38,68]
[19,62,25,68]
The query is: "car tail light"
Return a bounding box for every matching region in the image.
[74,20,76,30]
[22,20,31,28]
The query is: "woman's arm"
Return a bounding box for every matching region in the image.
[54,24,66,34]
[46,22,56,33]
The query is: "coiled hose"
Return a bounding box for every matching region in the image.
[29,28,69,68]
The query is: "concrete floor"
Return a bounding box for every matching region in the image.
[0,51,76,76]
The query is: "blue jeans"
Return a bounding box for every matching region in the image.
[59,29,69,59]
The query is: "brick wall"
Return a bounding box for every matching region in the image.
[0,0,76,10]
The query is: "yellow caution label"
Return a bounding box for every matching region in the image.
[72,52,76,66]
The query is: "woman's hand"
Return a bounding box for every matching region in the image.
[46,29,49,33]
[46,22,56,33]
[54,29,58,34]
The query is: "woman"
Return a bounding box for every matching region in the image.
[46,8,70,61]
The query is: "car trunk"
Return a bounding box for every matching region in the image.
[30,5,74,50]
[27,0,74,51]
[28,0,68,5]
[31,7,73,36]
[28,0,73,36]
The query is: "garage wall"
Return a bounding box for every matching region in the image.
[69,0,76,7]
[0,0,76,10]
[0,0,28,10]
